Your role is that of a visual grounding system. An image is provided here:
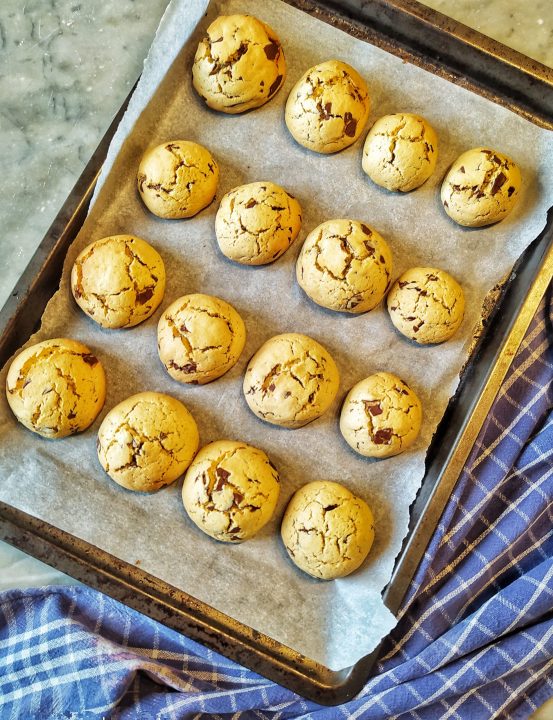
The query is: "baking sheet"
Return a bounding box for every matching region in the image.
[1,0,553,671]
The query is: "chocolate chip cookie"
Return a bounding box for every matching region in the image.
[340,372,422,458]
[182,440,280,542]
[243,333,339,429]
[296,219,392,313]
[6,338,106,438]
[281,480,375,580]
[215,181,302,265]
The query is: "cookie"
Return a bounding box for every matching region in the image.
[182,440,280,542]
[192,14,286,114]
[97,391,199,492]
[243,333,339,429]
[339,372,422,459]
[285,60,370,154]
[362,113,438,192]
[71,235,166,329]
[215,181,302,265]
[281,480,374,580]
[6,338,105,439]
[441,147,521,227]
[296,219,392,313]
[137,140,219,219]
[387,267,465,344]
[157,294,246,385]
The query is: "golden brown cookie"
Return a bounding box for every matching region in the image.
[137,140,219,219]
[215,181,302,265]
[339,372,422,458]
[192,14,286,114]
[243,333,339,429]
[296,219,392,313]
[441,147,521,227]
[285,60,370,154]
[6,338,105,438]
[182,440,280,542]
[281,480,375,580]
[97,391,199,492]
[362,113,438,192]
[71,235,166,329]
[387,267,465,344]
[157,294,246,385]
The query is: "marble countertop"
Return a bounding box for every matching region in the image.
[0,0,552,589]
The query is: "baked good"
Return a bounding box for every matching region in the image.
[441,147,521,227]
[387,267,465,344]
[6,338,105,438]
[157,294,246,385]
[296,219,392,313]
[71,234,166,329]
[285,60,370,154]
[182,440,280,542]
[215,181,302,265]
[362,113,438,192]
[97,391,199,492]
[281,480,374,580]
[243,333,339,429]
[137,140,219,219]
[339,372,422,458]
[192,14,286,114]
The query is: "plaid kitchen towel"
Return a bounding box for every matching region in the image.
[0,283,552,719]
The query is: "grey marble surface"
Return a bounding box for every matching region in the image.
[0,0,552,604]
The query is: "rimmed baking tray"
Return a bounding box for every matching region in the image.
[1,0,552,705]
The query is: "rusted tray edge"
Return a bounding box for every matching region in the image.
[286,0,553,129]
[1,0,552,706]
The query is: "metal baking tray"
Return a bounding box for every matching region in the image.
[1,0,552,705]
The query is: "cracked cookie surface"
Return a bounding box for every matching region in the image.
[441,147,521,227]
[157,293,246,385]
[215,181,302,265]
[281,480,374,580]
[296,219,392,313]
[182,440,280,542]
[6,338,106,439]
[362,113,438,192]
[387,267,465,344]
[243,333,339,429]
[285,59,370,154]
[137,140,219,219]
[97,391,199,492]
[340,372,422,459]
[71,234,166,329]
[192,14,286,114]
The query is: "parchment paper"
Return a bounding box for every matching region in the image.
[1,0,552,671]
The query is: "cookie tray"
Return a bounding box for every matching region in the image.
[1,0,552,705]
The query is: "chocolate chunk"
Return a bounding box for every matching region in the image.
[228,526,241,534]
[398,281,409,288]
[136,287,154,304]
[379,255,386,264]
[159,432,167,440]
[443,200,449,208]
[166,143,179,152]
[73,287,82,298]
[319,101,332,120]
[361,224,371,235]
[406,316,416,321]
[324,504,338,511]
[363,241,375,256]
[420,290,427,296]
[508,186,516,197]
[180,322,189,333]
[364,400,382,416]
[343,112,357,137]
[216,467,230,481]
[491,172,507,195]
[459,166,465,173]
[170,360,197,373]
[233,491,244,505]
[263,41,279,60]
[68,410,76,419]
[268,383,276,392]
[374,428,392,444]
[245,198,257,208]
[427,274,438,281]
[81,353,98,366]
[268,75,283,97]
[284,391,291,398]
